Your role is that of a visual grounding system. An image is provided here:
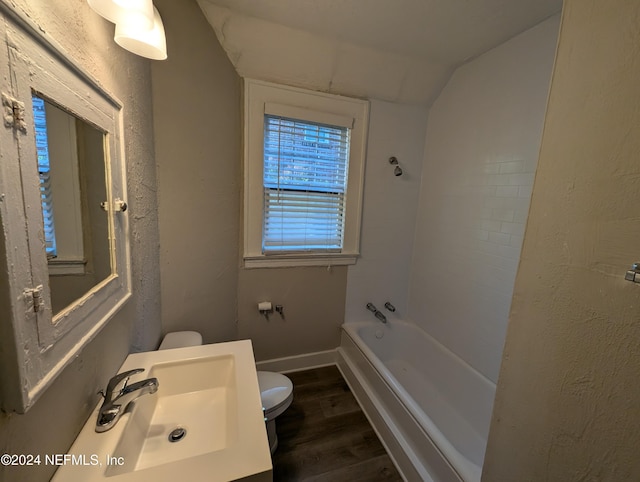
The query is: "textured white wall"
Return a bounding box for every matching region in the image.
[345,100,428,322]
[484,1,640,479]
[0,0,160,480]
[408,15,560,382]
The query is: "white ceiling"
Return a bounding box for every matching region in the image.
[197,0,563,105]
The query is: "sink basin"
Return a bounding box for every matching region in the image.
[53,340,272,482]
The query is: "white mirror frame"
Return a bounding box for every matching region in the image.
[0,3,131,413]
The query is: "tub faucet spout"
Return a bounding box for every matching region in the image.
[375,311,387,323]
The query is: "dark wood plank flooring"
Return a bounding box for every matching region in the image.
[272,365,403,482]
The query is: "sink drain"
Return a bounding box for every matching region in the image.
[168,427,187,443]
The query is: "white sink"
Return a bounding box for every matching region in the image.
[53,340,272,482]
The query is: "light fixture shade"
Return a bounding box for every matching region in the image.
[88,0,154,30]
[114,6,167,60]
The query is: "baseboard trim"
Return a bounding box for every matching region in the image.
[255,349,337,373]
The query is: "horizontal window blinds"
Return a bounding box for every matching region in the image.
[33,95,57,258]
[263,114,351,252]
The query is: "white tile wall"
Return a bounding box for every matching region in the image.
[345,99,429,322]
[408,15,561,382]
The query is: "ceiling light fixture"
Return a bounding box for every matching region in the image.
[87,0,167,60]
[88,0,154,29]
[115,6,167,60]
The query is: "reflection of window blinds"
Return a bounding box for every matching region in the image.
[32,96,57,258]
[262,114,350,253]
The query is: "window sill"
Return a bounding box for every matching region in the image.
[243,253,358,269]
[47,258,86,275]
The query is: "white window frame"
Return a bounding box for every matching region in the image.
[243,78,369,268]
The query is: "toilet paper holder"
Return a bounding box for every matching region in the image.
[258,301,273,318]
[258,301,284,319]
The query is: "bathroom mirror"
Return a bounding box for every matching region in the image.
[32,94,113,315]
[0,6,131,413]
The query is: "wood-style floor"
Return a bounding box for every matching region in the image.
[271,365,403,482]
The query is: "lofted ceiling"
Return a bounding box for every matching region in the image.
[197,0,563,105]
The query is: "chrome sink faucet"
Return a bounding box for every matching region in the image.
[96,368,159,433]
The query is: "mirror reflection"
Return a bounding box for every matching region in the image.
[32,94,112,316]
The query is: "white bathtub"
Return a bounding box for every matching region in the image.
[337,320,495,482]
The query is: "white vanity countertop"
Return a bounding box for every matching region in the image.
[52,340,272,482]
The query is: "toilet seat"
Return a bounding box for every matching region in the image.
[257,371,293,419]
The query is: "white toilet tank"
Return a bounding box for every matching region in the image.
[158,331,202,350]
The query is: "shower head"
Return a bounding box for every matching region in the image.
[389,156,403,176]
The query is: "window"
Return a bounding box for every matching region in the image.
[244,79,369,267]
[263,115,350,252]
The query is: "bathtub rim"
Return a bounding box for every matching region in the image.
[341,319,494,481]
[343,318,496,393]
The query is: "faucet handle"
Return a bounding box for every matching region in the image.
[105,368,145,399]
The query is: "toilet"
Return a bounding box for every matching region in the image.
[158,331,203,349]
[256,370,293,453]
[158,331,294,454]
